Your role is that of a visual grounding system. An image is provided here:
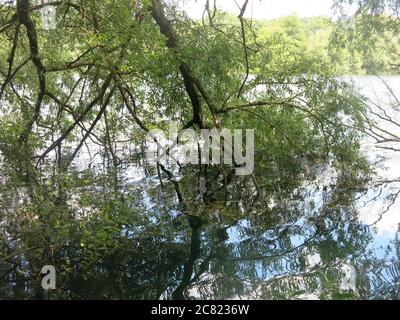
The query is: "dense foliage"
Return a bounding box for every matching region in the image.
[332,0,400,74]
[249,14,400,75]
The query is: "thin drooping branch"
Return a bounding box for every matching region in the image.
[114,75,181,165]
[237,0,250,98]
[46,90,105,147]
[17,0,46,143]
[202,0,217,26]
[0,58,29,100]
[0,24,20,101]
[64,85,117,168]
[46,60,94,73]
[39,73,113,160]
[103,109,121,166]
[216,96,301,113]
[46,45,99,72]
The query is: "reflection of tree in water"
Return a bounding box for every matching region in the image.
[2,149,399,300]
[0,0,386,300]
[167,170,372,300]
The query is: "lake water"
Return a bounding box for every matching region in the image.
[0,76,399,300]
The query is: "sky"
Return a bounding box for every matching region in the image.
[181,0,337,20]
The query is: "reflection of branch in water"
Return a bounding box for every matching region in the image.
[156,163,204,299]
[368,187,400,227]
[172,216,202,300]
[375,145,400,152]
[363,76,400,149]
[159,163,252,299]
[166,170,368,298]
[220,232,320,263]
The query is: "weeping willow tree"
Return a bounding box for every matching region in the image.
[0,0,370,299]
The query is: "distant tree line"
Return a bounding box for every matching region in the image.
[238,14,400,75]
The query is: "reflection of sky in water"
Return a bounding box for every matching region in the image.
[184,77,400,298]
[57,76,400,299]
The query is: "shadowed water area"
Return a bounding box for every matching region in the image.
[0,77,399,300]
